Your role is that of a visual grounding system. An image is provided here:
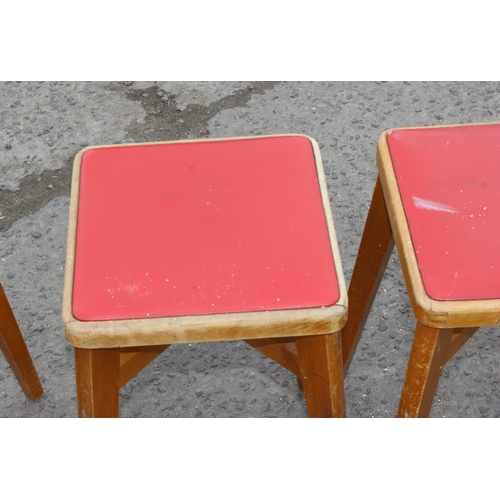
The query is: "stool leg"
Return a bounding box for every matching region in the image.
[296,332,345,417]
[397,323,453,418]
[0,283,43,400]
[342,177,395,373]
[74,347,120,418]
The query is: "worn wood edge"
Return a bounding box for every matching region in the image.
[62,134,347,348]
[62,149,83,330]
[382,121,500,134]
[64,304,347,348]
[378,127,500,328]
[309,136,348,311]
[64,133,317,155]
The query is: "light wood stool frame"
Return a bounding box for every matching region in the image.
[62,135,348,418]
[342,123,500,418]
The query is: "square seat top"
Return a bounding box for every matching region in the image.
[72,135,340,321]
[386,123,500,302]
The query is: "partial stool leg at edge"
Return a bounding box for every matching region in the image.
[0,283,43,401]
[341,177,481,417]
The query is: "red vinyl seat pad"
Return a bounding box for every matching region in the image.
[387,124,500,301]
[72,136,340,321]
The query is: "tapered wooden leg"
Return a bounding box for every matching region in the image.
[296,332,345,418]
[397,323,454,418]
[74,347,120,418]
[342,177,395,374]
[0,283,43,400]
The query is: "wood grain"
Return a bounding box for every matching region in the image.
[74,347,120,418]
[296,332,345,417]
[397,324,453,418]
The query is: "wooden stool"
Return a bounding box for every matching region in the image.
[62,135,347,417]
[343,122,500,417]
[0,283,43,401]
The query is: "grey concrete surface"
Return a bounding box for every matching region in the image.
[1,80,500,418]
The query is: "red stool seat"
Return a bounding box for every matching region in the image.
[62,134,348,418]
[342,122,500,417]
[387,124,500,301]
[72,136,340,321]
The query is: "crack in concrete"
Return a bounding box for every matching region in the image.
[0,81,279,232]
